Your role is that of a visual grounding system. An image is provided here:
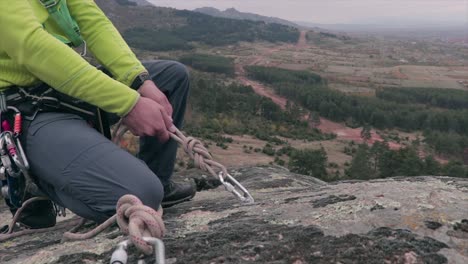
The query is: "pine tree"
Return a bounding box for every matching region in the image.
[309,112,321,128]
[289,148,328,180]
[346,144,374,180]
[424,156,441,175]
[360,125,372,143]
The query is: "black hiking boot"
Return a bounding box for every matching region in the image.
[6,198,57,229]
[161,180,196,208]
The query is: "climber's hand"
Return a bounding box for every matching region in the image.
[122,97,175,141]
[138,80,173,118]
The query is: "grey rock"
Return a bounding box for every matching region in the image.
[425,220,443,230]
[1,166,467,263]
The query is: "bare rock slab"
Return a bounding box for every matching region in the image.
[1,166,467,263]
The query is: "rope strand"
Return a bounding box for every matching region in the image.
[63,195,165,255]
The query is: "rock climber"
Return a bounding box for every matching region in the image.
[0,0,196,229]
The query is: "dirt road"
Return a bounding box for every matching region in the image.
[296,30,307,49]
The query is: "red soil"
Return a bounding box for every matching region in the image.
[317,118,400,149]
[238,75,288,109]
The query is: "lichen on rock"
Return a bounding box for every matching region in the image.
[1,166,467,263]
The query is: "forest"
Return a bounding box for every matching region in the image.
[376,87,468,110]
[179,54,235,76]
[184,74,334,143]
[246,66,468,157]
[346,142,467,179]
[123,11,299,51]
[287,141,468,181]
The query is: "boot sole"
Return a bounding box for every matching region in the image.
[161,192,196,208]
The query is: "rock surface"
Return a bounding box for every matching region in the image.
[1,166,467,263]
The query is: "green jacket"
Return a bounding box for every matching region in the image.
[0,0,145,116]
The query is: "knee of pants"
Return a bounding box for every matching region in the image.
[131,173,164,211]
[170,61,190,82]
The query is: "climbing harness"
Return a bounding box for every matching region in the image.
[39,0,87,55]
[11,86,111,138]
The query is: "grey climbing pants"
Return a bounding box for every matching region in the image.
[24,60,190,222]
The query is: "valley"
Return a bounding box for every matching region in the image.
[97,0,468,180]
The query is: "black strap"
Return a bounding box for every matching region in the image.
[5,86,111,139]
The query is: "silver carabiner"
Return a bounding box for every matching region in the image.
[4,132,28,171]
[218,172,254,204]
[110,238,165,264]
[110,240,131,264]
[142,237,165,264]
[14,136,29,171]
[0,132,19,178]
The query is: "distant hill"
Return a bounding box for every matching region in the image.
[193,7,299,28]
[95,0,299,51]
[130,0,152,6]
[114,0,152,6]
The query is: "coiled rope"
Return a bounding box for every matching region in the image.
[1,195,165,255]
[63,194,165,255]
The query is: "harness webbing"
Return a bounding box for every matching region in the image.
[39,0,84,47]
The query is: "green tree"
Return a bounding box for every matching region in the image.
[309,112,321,128]
[394,147,425,176]
[346,144,375,180]
[360,125,372,143]
[289,148,328,180]
[423,156,441,175]
[442,161,466,178]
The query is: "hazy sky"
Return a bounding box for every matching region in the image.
[148,0,468,25]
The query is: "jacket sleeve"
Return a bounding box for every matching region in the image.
[0,0,139,116]
[68,0,148,86]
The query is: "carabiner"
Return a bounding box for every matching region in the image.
[0,133,19,178]
[3,132,28,171]
[110,238,166,264]
[110,240,131,264]
[218,172,254,204]
[142,237,165,264]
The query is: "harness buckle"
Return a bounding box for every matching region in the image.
[39,0,58,8]
[78,40,87,57]
[39,96,61,109]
